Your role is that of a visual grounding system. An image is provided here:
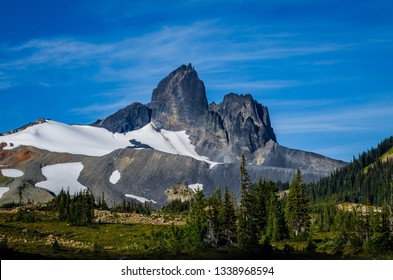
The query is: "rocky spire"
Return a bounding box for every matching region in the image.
[149,63,208,131]
[199,93,277,162]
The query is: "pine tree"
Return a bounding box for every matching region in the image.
[250,179,267,239]
[16,185,24,221]
[206,187,223,247]
[57,189,67,221]
[265,182,288,241]
[237,155,258,249]
[221,186,237,245]
[186,189,207,249]
[285,169,311,238]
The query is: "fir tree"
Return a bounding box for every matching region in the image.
[237,155,258,249]
[221,186,237,245]
[206,187,222,247]
[265,182,288,241]
[250,179,267,239]
[186,189,207,249]
[285,169,311,238]
[57,189,67,221]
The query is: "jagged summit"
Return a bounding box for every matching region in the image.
[199,93,277,162]
[150,63,208,131]
[92,64,277,163]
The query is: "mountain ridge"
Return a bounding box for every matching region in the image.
[0,64,345,207]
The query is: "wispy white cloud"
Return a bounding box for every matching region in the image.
[70,100,130,115]
[0,20,348,117]
[1,20,345,86]
[209,80,303,91]
[265,98,340,109]
[273,101,393,134]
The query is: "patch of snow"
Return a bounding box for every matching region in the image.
[0,187,9,198]
[0,120,130,157]
[35,162,86,195]
[188,183,203,192]
[125,194,157,204]
[1,168,24,178]
[127,123,220,169]
[0,120,220,168]
[109,170,121,184]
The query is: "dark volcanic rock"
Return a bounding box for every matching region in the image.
[198,93,277,163]
[92,102,151,133]
[149,63,208,131]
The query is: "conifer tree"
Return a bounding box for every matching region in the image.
[186,189,207,249]
[206,187,223,247]
[250,179,267,239]
[285,169,311,238]
[237,155,258,248]
[265,181,288,241]
[221,186,237,245]
[57,189,67,221]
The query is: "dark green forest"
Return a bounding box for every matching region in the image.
[309,136,393,205]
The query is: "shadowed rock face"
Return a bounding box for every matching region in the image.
[149,63,208,131]
[199,93,277,162]
[92,102,151,133]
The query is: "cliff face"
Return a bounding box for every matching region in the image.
[92,102,151,133]
[149,63,208,131]
[199,93,277,163]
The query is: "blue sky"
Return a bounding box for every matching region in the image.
[1,0,393,161]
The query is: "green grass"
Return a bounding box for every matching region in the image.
[381,146,393,162]
[1,208,389,260]
[364,146,393,173]
[0,174,12,185]
[0,210,172,259]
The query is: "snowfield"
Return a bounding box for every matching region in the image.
[109,170,121,184]
[35,162,87,195]
[125,194,157,204]
[0,120,220,168]
[1,168,24,178]
[0,187,9,199]
[188,183,204,192]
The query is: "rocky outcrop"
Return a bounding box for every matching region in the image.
[0,118,47,136]
[149,63,208,131]
[165,183,195,202]
[92,102,151,133]
[198,93,277,163]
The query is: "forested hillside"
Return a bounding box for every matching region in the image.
[310,136,393,206]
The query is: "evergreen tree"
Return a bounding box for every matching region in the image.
[16,185,24,221]
[265,183,288,241]
[97,192,109,210]
[186,189,207,249]
[66,189,95,226]
[206,187,223,247]
[237,155,258,248]
[57,189,67,221]
[285,169,311,238]
[250,179,267,239]
[221,187,237,245]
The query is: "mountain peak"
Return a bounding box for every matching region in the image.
[149,64,208,131]
[175,63,194,72]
